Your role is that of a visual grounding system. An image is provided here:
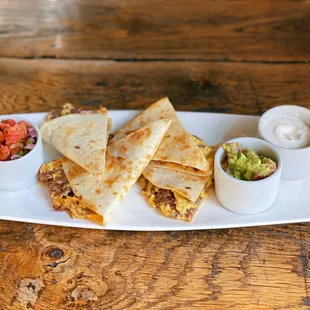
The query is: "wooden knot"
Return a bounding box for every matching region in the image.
[41,246,69,269]
[50,248,64,259]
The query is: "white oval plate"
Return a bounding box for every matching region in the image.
[0,111,309,231]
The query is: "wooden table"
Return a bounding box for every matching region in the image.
[0,1,309,309]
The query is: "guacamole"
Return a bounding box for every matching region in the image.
[221,142,277,181]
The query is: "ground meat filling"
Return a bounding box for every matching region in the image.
[186,208,197,221]
[194,197,201,206]
[37,170,54,184]
[49,172,73,198]
[45,103,82,121]
[38,161,74,199]
[46,110,61,121]
[153,188,177,208]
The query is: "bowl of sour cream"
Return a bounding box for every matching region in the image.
[258,105,310,180]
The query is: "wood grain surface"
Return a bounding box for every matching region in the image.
[0,221,309,310]
[1,0,310,309]
[0,0,309,61]
[1,58,310,115]
[0,60,309,309]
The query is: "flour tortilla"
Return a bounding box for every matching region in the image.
[40,111,110,176]
[111,97,209,174]
[143,164,210,202]
[142,141,215,202]
[62,119,171,225]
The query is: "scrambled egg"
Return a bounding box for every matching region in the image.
[140,136,215,222]
[39,159,103,225]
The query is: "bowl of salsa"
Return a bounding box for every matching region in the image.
[0,119,38,161]
[0,117,44,191]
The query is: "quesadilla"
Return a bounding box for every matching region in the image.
[139,136,215,222]
[40,106,110,176]
[111,98,215,221]
[111,97,209,174]
[39,119,171,225]
[38,159,103,225]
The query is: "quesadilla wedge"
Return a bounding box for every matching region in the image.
[40,108,110,176]
[44,103,112,132]
[111,97,209,174]
[143,136,215,202]
[111,98,214,218]
[139,136,215,222]
[38,159,103,225]
[39,119,171,225]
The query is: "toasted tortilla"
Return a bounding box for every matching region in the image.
[139,137,215,221]
[139,176,213,222]
[62,119,171,225]
[38,159,103,225]
[111,97,209,174]
[143,166,208,202]
[40,110,109,176]
[143,136,215,202]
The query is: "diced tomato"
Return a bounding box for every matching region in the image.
[0,131,5,144]
[221,158,229,170]
[5,123,28,145]
[19,121,29,129]
[0,123,10,131]
[4,119,16,127]
[264,159,277,172]
[253,173,265,181]
[0,120,36,160]
[0,145,10,161]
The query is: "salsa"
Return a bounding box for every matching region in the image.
[0,119,37,161]
[221,142,277,181]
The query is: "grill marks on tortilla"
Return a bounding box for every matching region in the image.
[145,154,152,161]
[111,97,209,173]
[38,159,103,225]
[143,135,216,202]
[139,135,215,222]
[41,112,109,176]
[62,158,86,180]
[131,127,151,143]
[106,155,126,171]
[140,176,212,222]
[120,145,128,154]
[63,126,76,137]
[60,119,171,226]
[104,175,120,187]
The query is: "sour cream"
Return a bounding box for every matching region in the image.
[264,117,310,149]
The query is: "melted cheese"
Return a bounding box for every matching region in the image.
[39,159,103,225]
[140,136,215,222]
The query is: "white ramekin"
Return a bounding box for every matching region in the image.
[0,117,44,191]
[214,137,282,214]
[258,105,310,180]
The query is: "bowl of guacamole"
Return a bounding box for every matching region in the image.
[221,142,277,181]
[214,137,282,214]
